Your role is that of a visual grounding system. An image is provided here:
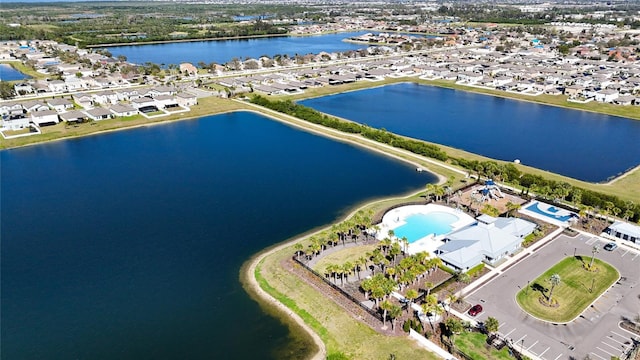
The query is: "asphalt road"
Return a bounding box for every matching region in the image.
[466,233,639,360]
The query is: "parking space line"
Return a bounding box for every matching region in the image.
[596,346,616,356]
[539,347,550,357]
[621,249,629,257]
[590,352,606,360]
[602,341,620,351]
[632,253,638,261]
[504,328,516,337]
[607,335,627,346]
[498,322,507,329]
[586,237,598,245]
[553,354,563,360]
[514,334,526,344]
[527,340,538,350]
[612,330,636,340]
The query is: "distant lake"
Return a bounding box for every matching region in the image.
[1,111,431,360]
[105,31,371,66]
[0,63,29,81]
[300,82,640,182]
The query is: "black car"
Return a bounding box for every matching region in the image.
[604,242,617,251]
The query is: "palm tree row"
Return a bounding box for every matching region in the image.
[293,209,376,261]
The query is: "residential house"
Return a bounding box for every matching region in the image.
[175,92,197,107]
[30,109,59,126]
[59,110,86,123]
[21,100,49,113]
[109,103,138,117]
[0,102,25,116]
[47,80,67,93]
[594,89,619,103]
[2,115,31,130]
[92,90,119,105]
[564,84,585,98]
[64,77,87,91]
[14,83,34,95]
[73,93,93,109]
[154,94,178,109]
[131,96,156,109]
[85,107,112,121]
[46,98,74,113]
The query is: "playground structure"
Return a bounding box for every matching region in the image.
[478,179,504,202]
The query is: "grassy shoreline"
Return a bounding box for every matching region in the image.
[240,189,439,360]
[3,78,639,203]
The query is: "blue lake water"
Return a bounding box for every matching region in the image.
[106,31,371,66]
[0,63,29,81]
[300,82,640,182]
[1,111,431,360]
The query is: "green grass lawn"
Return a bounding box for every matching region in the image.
[312,244,377,273]
[454,331,514,360]
[516,257,619,323]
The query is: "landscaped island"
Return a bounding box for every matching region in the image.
[516,256,619,323]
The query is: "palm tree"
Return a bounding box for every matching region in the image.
[421,294,441,331]
[354,258,363,280]
[361,277,374,300]
[325,264,337,283]
[445,293,457,316]
[294,243,303,260]
[548,273,561,304]
[423,281,434,297]
[386,266,396,281]
[388,304,403,331]
[405,289,419,313]
[342,262,353,285]
[589,245,600,269]
[484,316,499,334]
[380,299,393,329]
[445,317,463,343]
[506,202,521,218]
[389,242,401,265]
[401,237,409,254]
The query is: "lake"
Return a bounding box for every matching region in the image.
[1,111,431,360]
[300,83,640,182]
[0,63,29,81]
[105,31,372,66]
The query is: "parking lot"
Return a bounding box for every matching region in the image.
[465,233,639,360]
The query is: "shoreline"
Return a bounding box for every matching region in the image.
[240,187,428,360]
[87,33,290,48]
[2,78,639,198]
[241,234,327,360]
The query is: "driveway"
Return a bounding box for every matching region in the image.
[465,233,639,360]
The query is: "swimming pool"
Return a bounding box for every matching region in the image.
[394,212,459,243]
[525,202,575,222]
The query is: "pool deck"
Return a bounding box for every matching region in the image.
[378,203,476,255]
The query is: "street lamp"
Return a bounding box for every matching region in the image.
[521,339,524,355]
[526,280,530,295]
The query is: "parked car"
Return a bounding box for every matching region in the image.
[468,304,483,316]
[604,242,617,251]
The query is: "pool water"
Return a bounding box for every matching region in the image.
[394,212,458,243]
